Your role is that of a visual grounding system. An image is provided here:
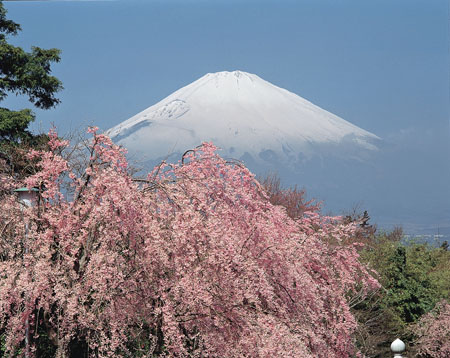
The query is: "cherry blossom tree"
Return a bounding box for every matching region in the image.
[258,173,320,220]
[0,128,379,358]
[414,300,450,358]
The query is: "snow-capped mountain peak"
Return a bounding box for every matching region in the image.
[105,71,380,165]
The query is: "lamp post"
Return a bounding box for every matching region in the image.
[14,187,39,358]
[391,338,406,358]
[14,187,39,208]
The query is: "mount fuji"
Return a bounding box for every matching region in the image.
[105,71,380,168]
[102,71,449,239]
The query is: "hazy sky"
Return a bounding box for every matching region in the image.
[2,0,449,231]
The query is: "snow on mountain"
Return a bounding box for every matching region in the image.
[105,71,380,166]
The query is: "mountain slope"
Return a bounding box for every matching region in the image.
[104,71,450,238]
[105,71,380,165]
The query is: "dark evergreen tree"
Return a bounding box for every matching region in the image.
[0,1,62,178]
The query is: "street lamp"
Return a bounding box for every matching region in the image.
[14,187,39,208]
[14,187,39,358]
[391,338,406,358]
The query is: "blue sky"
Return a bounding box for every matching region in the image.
[2,0,449,232]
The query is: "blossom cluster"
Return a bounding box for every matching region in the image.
[414,300,450,358]
[0,129,379,357]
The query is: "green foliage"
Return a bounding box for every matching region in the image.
[0,2,62,111]
[0,42,62,109]
[0,107,34,141]
[354,229,450,357]
[380,245,431,324]
[0,1,62,177]
[0,2,20,40]
[369,237,449,326]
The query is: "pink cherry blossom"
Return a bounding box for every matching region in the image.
[0,129,379,357]
[414,300,450,358]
